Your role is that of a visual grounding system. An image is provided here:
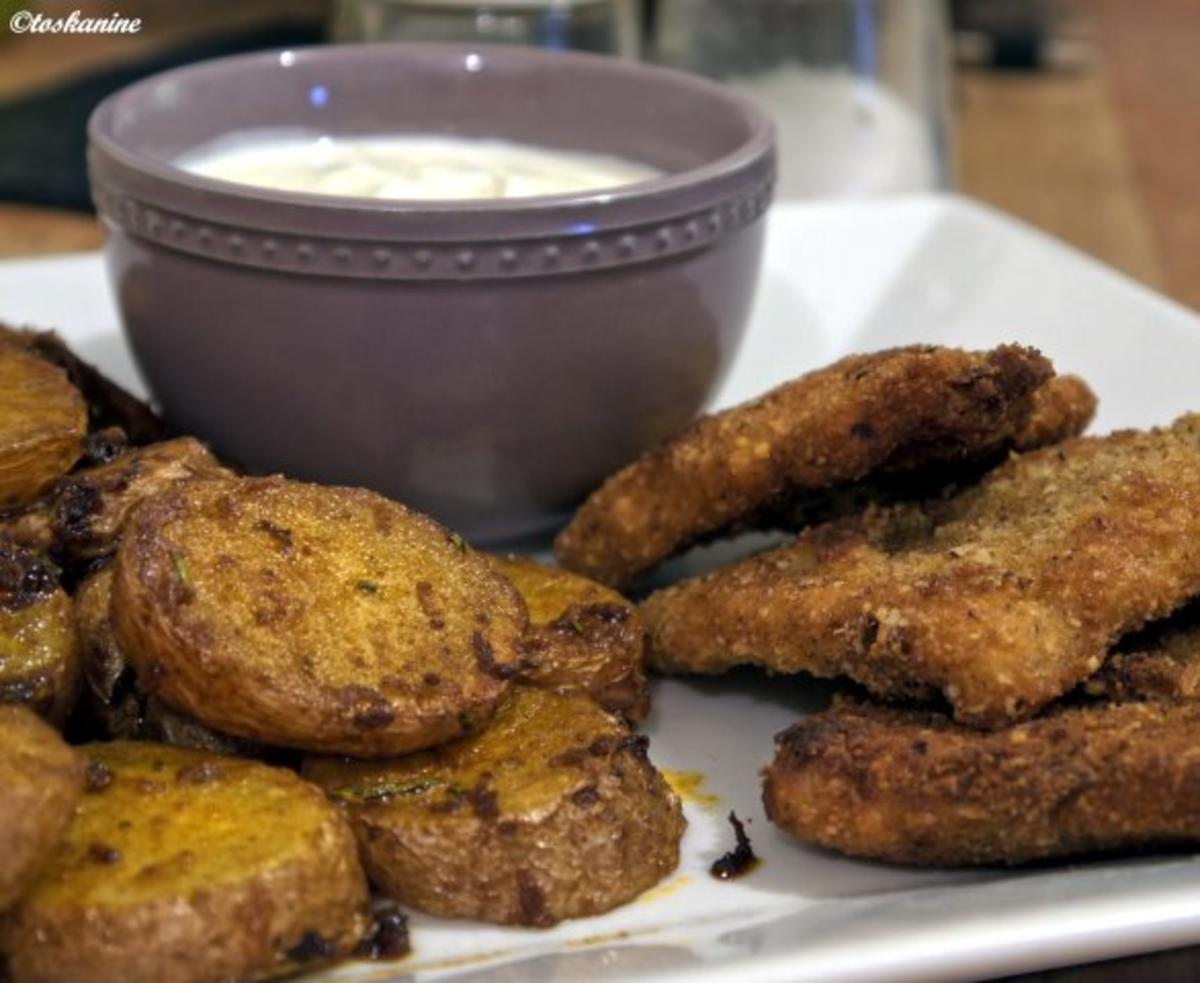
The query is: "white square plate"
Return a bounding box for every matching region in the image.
[4,194,1200,982]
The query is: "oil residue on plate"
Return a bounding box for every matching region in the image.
[710,811,759,880]
[636,874,692,905]
[663,769,720,808]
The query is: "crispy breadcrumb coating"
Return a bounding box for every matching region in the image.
[644,416,1200,728]
[764,695,1200,866]
[1085,605,1200,703]
[1012,374,1096,451]
[556,345,1056,588]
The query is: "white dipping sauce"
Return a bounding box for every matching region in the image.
[179,133,662,200]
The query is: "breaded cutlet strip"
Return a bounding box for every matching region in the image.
[764,696,1200,867]
[644,415,1200,729]
[1011,374,1096,451]
[556,345,1055,588]
[754,373,1098,535]
[1084,606,1200,703]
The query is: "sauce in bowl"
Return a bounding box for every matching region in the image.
[179,132,662,200]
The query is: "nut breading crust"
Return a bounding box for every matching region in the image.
[764,695,1200,866]
[1084,606,1200,703]
[1012,374,1096,451]
[644,416,1200,728]
[748,373,1098,538]
[555,345,1055,588]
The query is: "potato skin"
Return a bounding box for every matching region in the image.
[493,555,649,720]
[112,477,526,756]
[0,541,80,723]
[0,324,165,446]
[6,741,369,983]
[74,565,127,712]
[4,437,230,571]
[305,688,684,927]
[0,342,87,510]
[0,705,84,910]
[74,567,260,756]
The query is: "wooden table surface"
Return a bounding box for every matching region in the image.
[955,0,1199,313]
[1,4,1199,982]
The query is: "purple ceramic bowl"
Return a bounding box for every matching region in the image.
[87,43,775,543]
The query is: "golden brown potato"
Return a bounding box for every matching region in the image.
[0,342,87,510]
[0,705,84,910]
[74,567,259,756]
[491,555,649,720]
[305,687,684,927]
[112,476,526,756]
[5,741,369,983]
[4,437,230,571]
[74,566,124,707]
[0,323,165,445]
[1,541,80,722]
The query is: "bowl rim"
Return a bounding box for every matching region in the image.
[88,41,776,219]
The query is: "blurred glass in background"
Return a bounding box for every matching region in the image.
[653,0,952,198]
[331,0,641,57]
[0,0,966,213]
[332,0,953,200]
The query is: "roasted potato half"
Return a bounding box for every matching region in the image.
[112,477,526,756]
[74,567,259,756]
[0,323,166,445]
[75,565,126,711]
[4,437,230,572]
[5,741,369,983]
[0,342,87,510]
[305,687,684,927]
[492,555,650,720]
[0,705,84,910]
[0,541,80,722]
